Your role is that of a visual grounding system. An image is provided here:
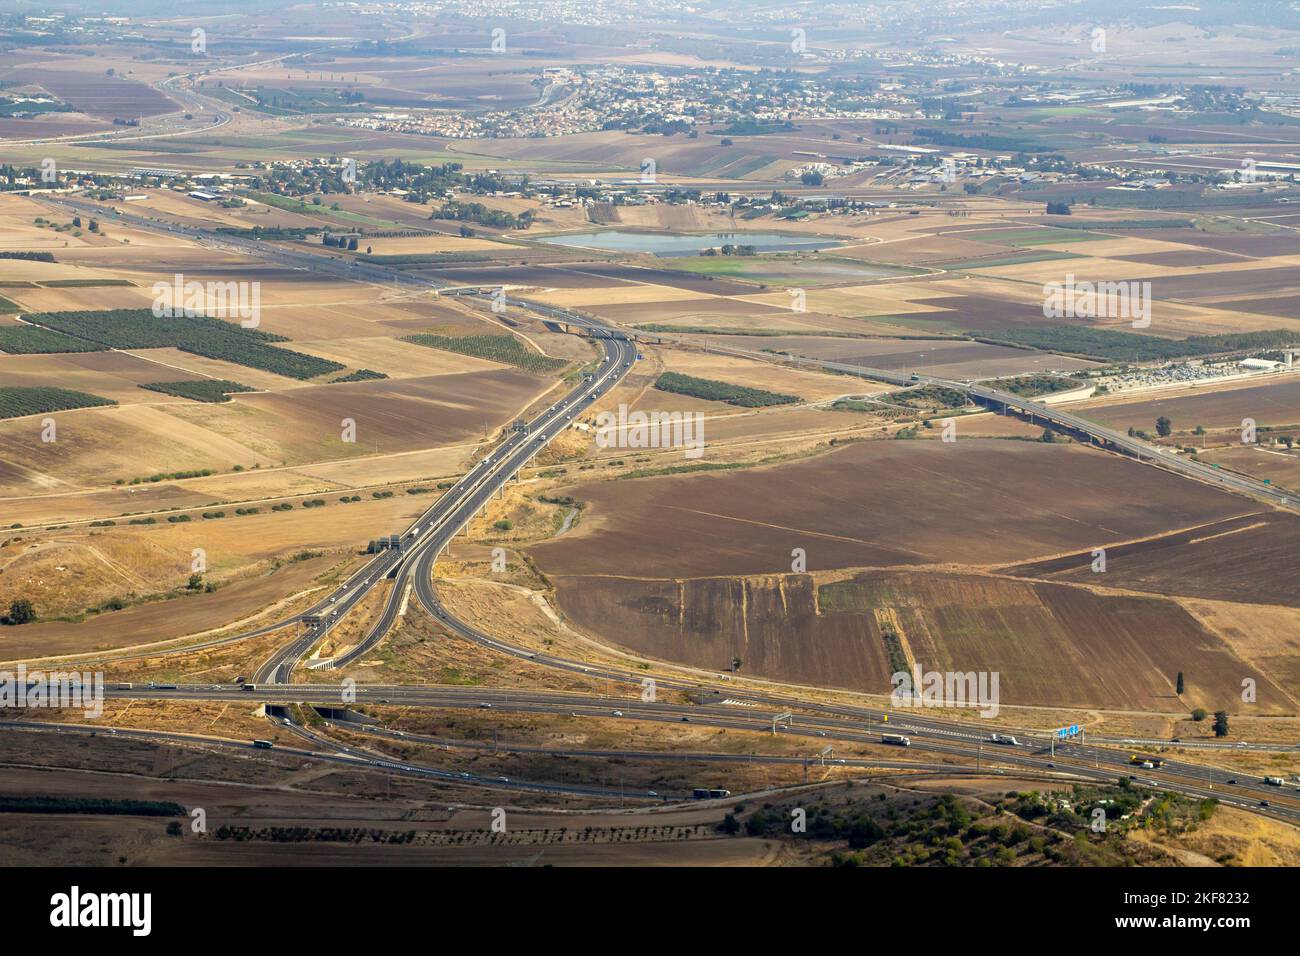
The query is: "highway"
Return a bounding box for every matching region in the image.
[46,195,438,291]
[330,323,633,670]
[965,379,1298,509]
[0,718,1011,805]
[398,563,1300,825]
[0,718,661,802]
[83,683,1300,822]
[254,326,634,681]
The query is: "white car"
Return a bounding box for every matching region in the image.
[612,710,624,717]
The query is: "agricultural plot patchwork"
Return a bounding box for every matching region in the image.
[23,309,345,380]
[548,569,1288,711]
[523,437,1300,710]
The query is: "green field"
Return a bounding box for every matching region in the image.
[26,309,344,380]
[0,386,116,419]
[0,796,184,816]
[980,327,1298,362]
[400,333,567,374]
[946,250,1084,269]
[0,325,107,354]
[37,279,135,288]
[237,191,333,217]
[887,385,970,409]
[633,323,868,338]
[330,368,389,383]
[656,254,922,288]
[829,398,879,413]
[653,371,799,407]
[963,228,1105,246]
[138,380,255,402]
[984,374,1087,397]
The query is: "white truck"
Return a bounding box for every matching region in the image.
[990,733,1019,746]
[1264,776,1285,786]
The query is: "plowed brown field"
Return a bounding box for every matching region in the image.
[528,440,1253,577]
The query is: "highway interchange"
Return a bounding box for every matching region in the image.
[15,194,1300,827]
